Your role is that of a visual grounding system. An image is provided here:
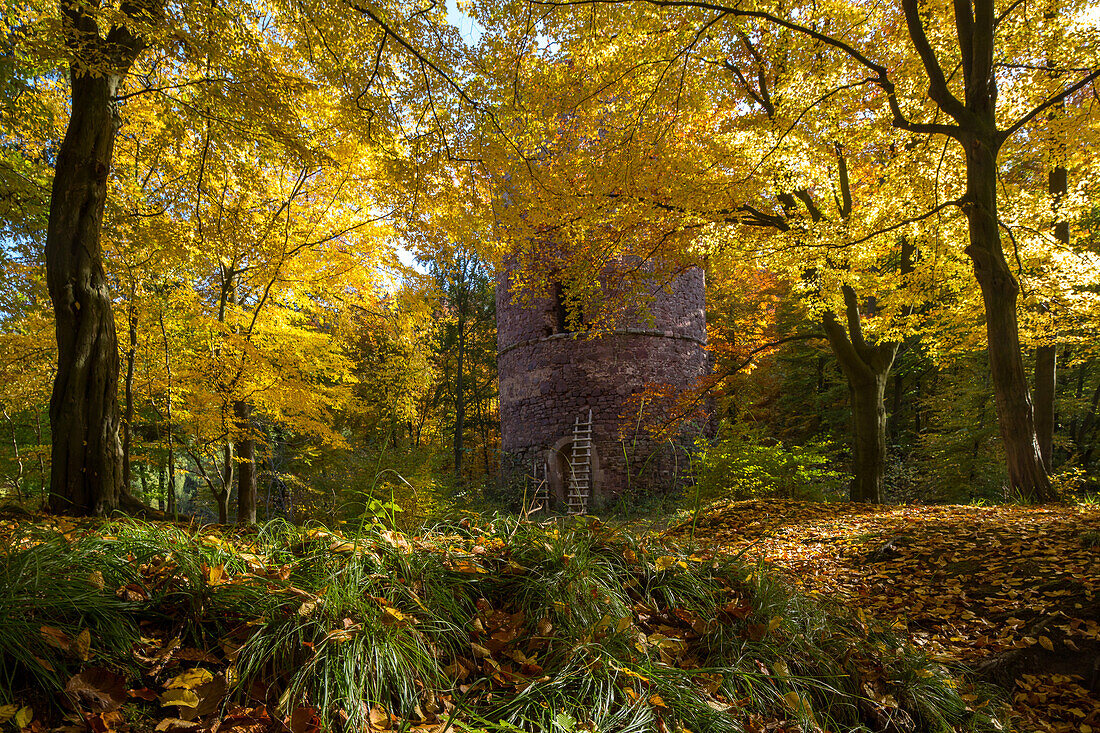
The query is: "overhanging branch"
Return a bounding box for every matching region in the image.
[999,68,1100,144]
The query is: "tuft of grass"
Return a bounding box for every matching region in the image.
[236,523,468,728]
[0,515,1007,732]
[0,525,142,699]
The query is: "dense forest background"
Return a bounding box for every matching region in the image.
[3,229,1098,523]
[1,0,1098,524]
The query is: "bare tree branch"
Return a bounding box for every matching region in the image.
[845,199,964,246]
[901,0,968,122]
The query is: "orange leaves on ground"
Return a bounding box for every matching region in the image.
[64,668,128,712]
[1014,674,1100,733]
[672,499,1100,732]
[40,626,92,662]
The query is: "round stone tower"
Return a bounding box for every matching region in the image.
[496,265,709,511]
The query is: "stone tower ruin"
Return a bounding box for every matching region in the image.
[496,265,709,511]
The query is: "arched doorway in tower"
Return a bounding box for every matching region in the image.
[544,434,602,511]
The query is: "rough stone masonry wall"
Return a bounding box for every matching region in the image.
[497,267,709,506]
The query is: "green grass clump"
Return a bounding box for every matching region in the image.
[0,516,1005,732]
[0,526,144,697]
[236,524,469,728]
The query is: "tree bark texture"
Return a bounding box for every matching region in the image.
[848,373,890,503]
[46,72,129,515]
[46,0,159,515]
[962,133,1055,501]
[822,286,899,504]
[235,400,257,525]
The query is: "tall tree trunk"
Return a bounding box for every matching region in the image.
[46,0,160,515]
[122,295,138,492]
[889,371,904,445]
[159,305,176,518]
[453,315,466,476]
[235,400,257,525]
[1034,345,1056,471]
[913,372,923,437]
[1079,374,1100,469]
[215,273,243,523]
[137,464,152,509]
[46,71,128,516]
[897,0,1058,499]
[4,409,25,500]
[848,371,890,503]
[263,432,272,520]
[1034,165,1067,471]
[822,285,898,504]
[218,443,233,524]
[1069,360,1086,445]
[962,132,1055,501]
[478,380,492,474]
[1032,4,1068,471]
[33,409,47,492]
[267,425,290,520]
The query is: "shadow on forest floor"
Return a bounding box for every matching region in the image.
[667,499,1100,733]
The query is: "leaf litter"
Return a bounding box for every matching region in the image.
[0,510,1026,733]
[668,499,1100,732]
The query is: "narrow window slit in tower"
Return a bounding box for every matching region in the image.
[552,281,572,334]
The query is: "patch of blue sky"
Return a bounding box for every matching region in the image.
[445,0,484,46]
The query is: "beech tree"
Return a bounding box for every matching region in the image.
[103,76,395,522]
[43,0,168,514]
[11,0,475,515]
[475,0,1099,501]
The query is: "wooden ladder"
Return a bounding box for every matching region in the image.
[566,409,593,515]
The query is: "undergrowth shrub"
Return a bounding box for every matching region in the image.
[694,425,847,502]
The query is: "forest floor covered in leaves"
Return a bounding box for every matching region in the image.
[1,505,1018,733]
[1,500,1095,733]
[667,499,1100,733]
